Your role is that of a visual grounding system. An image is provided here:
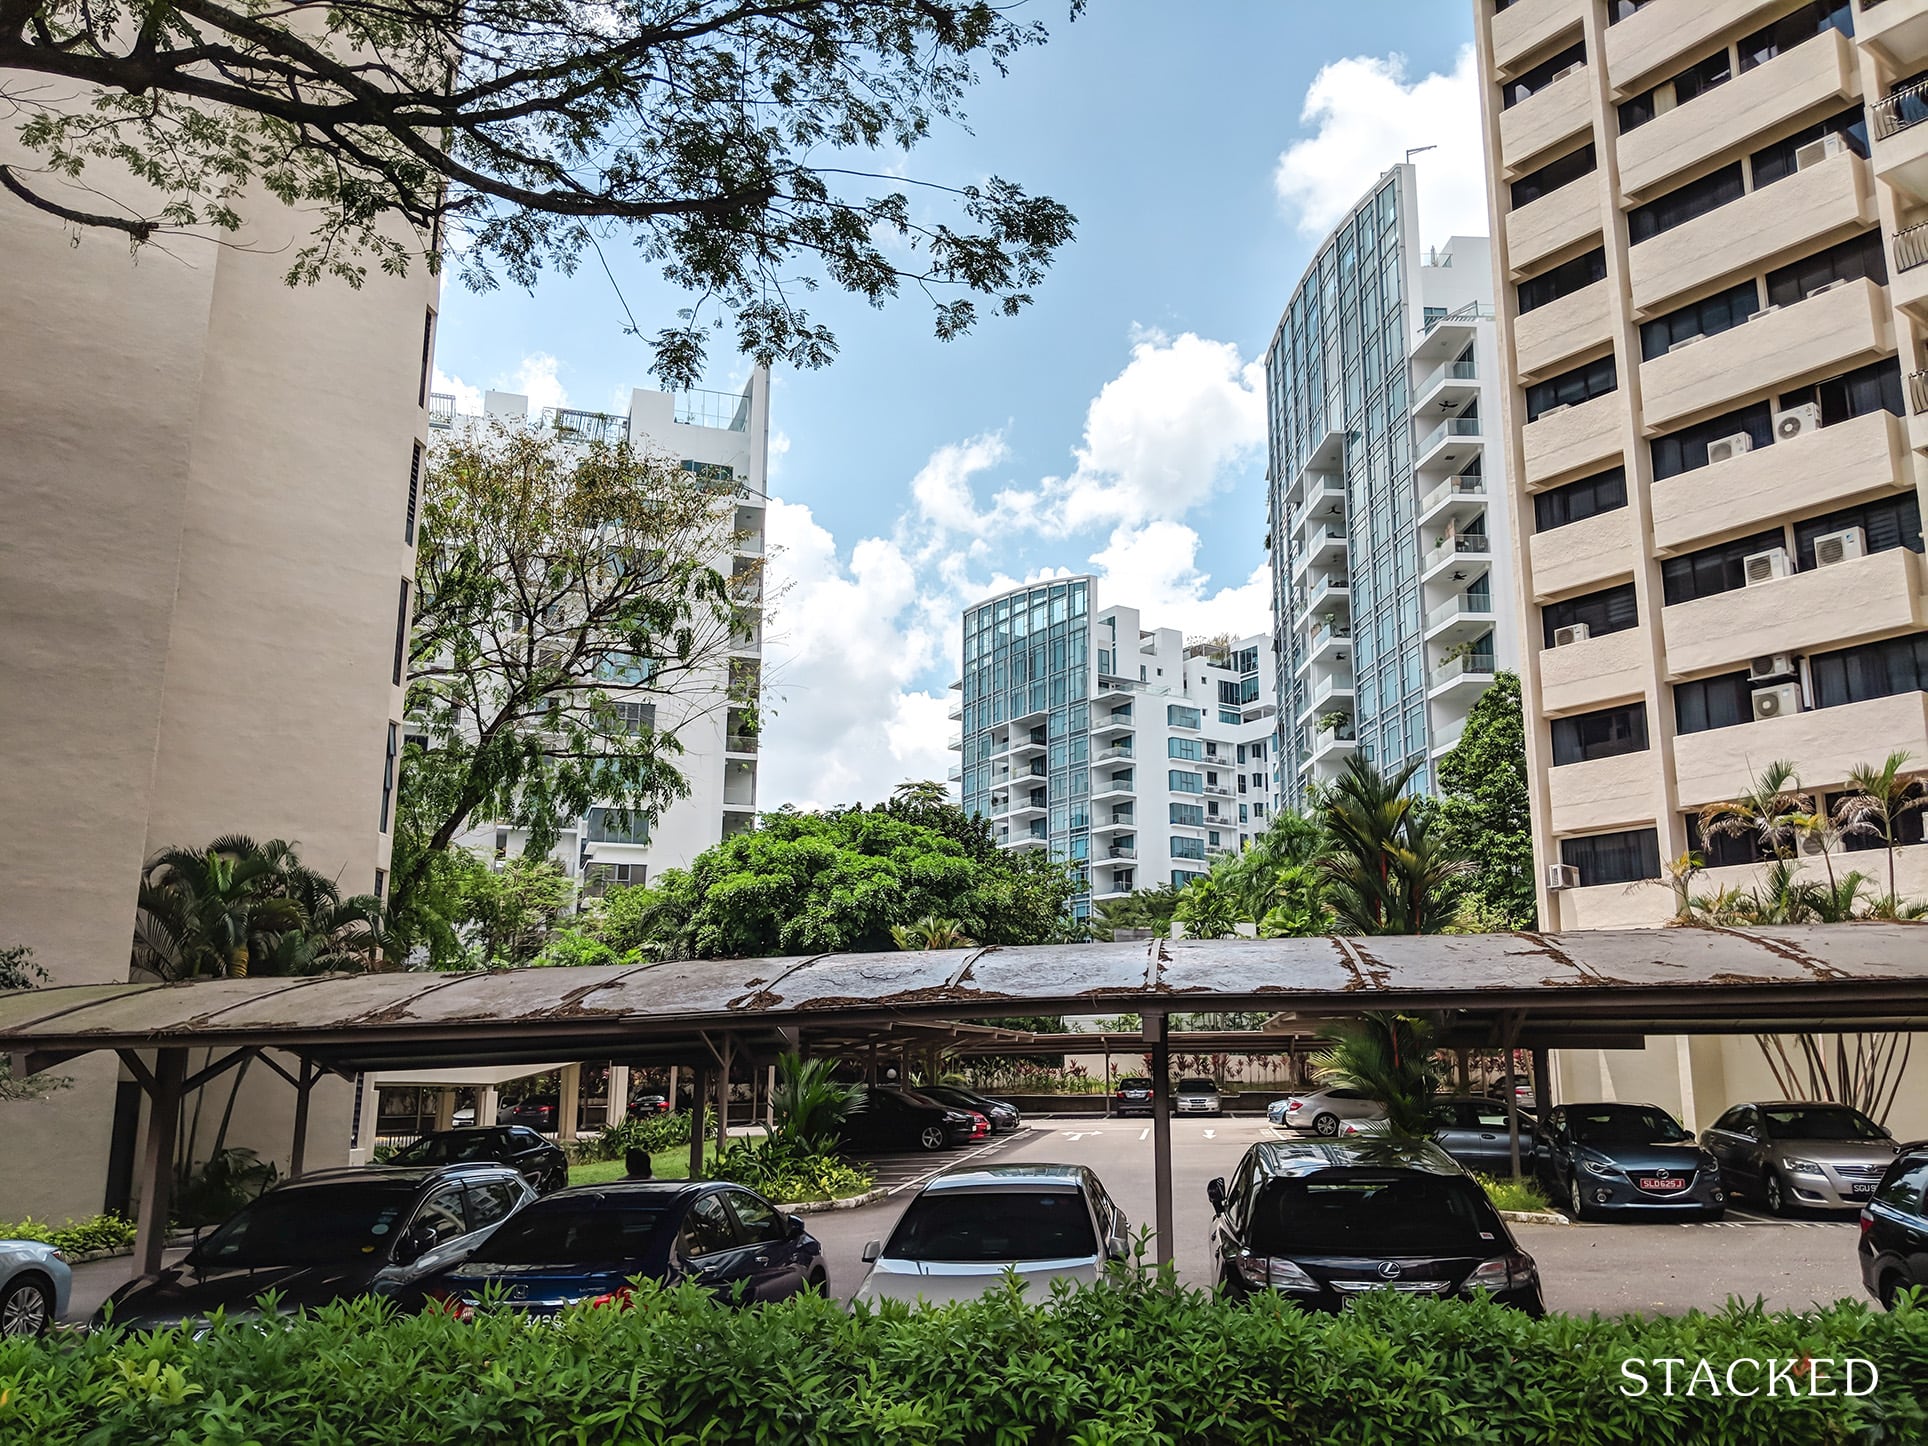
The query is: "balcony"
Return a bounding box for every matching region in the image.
[1291,478,1348,540]
[1285,427,1347,505]
[1414,353,1478,413]
[1499,64,1591,176]
[1547,749,1663,837]
[1007,795,1048,820]
[1297,673,1356,726]
[1672,690,1928,810]
[1892,219,1928,319]
[1105,845,1138,860]
[1515,280,1612,380]
[1414,303,1495,360]
[1858,0,1928,72]
[1492,0,1585,76]
[1417,474,1487,531]
[947,763,963,783]
[1649,408,1908,555]
[1660,546,1928,677]
[1628,148,1873,315]
[1522,390,1621,487]
[1528,509,1633,602]
[1204,782,1234,798]
[1425,650,1497,704]
[1297,573,1352,623]
[1637,277,1892,433]
[1423,592,1498,646]
[1309,722,1357,768]
[1421,531,1493,583]
[1605,0,1765,96]
[1293,522,1349,578]
[1095,744,1136,763]
[1305,619,1352,670]
[428,393,457,429]
[946,700,963,721]
[1009,733,1047,757]
[1090,710,1134,738]
[1091,775,1135,802]
[1090,813,1135,834]
[947,731,962,752]
[1505,174,1603,278]
[1618,29,1858,201]
[1539,624,1646,715]
[1875,75,1928,204]
[1009,831,1050,852]
[1414,413,1483,472]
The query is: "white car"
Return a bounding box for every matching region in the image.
[854,1164,1128,1307]
[1275,1086,1387,1137]
[1175,1078,1223,1116]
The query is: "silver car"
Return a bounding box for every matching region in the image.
[1702,1101,1901,1212]
[1175,1078,1222,1117]
[1,1240,73,1337]
[855,1163,1128,1307]
[1277,1086,1386,1137]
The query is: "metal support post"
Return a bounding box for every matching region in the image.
[1146,1011,1174,1267]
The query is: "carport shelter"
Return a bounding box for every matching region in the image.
[4,924,1925,1275]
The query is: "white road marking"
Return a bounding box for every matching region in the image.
[1139,1128,1150,1141]
[1203,1129,1216,1139]
[1063,1130,1103,1140]
[881,1131,1018,1197]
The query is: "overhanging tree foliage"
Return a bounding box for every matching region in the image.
[1434,671,1536,930]
[4,0,1079,386]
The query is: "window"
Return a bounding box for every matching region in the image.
[724,1191,785,1244]
[380,721,398,833]
[494,828,509,858]
[465,1181,522,1228]
[678,1195,738,1257]
[1502,41,1585,109]
[374,869,386,898]
[412,1184,470,1243]
[1542,582,1638,647]
[1777,357,1904,429]
[1167,704,1201,729]
[586,806,649,845]
[1609,0,1656,19]
[392,579,411,686]
[1170,802,1205,826]
[1534,466,1627,532]
[1639,279,1759,360]
[1650,401,1773,480]
[1670,47,1733,105]
[1168,736,1201,761]
[1207,830,1222,847]
[405,442,422,545]
[1793,492,1923,570]
[1739,1,1853,74]
[1560,827,1662,885]
[1169,770,1203,794]
[1751,105,1869,188]
[613,700,656,734]
[1517,249,1606,317]
[1827,787,1927,850]
[1674,672,1753,735]
[1510,145,1597,210]
[1551,703,1649,765]
[1171,836,1206,860]
[1765,231,1887,308]
[1686,814,1774,868]
[1874,1158,1928,1216]
[1629,163,1745,244]
[1525,353,1616,422]
[1810,632,1928,709]
[419,309,435,407]
[1171,869,1204,888]
[1661,528,1786,605]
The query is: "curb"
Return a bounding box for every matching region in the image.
[1499,1209,1570,1226]
[67,1246,136,1264]
[786,1188,887,1215]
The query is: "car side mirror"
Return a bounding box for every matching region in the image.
[786,1214,807,1240]
[861,1239,882,1263]
[1747,1126,1767,1143]
[394,1224,438,1264]
[1682,1131,1696,1144]
[1206,1177,1227,1213]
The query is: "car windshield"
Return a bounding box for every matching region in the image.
[1567,1106,1687,1145]
[387,1132,510,1165]
[189,1183,418,1267]
[1118,1078,1152,1091]
[1761,1106,1887,1141]
[1177,1079,1216,1092]
[1249,1174,1501,1256]
[884,1189,1097,1263]
[468,1201,673,1266]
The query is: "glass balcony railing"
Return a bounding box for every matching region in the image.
[1423,533,1492,572]
[674,386,752,431]
[1425,593,1496,630]
[1417,414,1482,454]
[1416,355,1478,397]
[1419,474,1485,515]
[1309,619,1351,651]
[1428,652,1497,690]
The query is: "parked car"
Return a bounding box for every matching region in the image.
[1859,1141,1928,1310]
[0,1239,72,1337]
[1113,1076,1156,1118]
[97,1164,534,1329]
[1206,1139,1544,1316]
[626,1094,672,1118]
[496,1099,558,1132]
[384,1126,569,1194]
[1337,1097,1537,1174]
[856,1164,1128,1306]
[426,1182,825,1315]
[834,1086,984,1153]
[917,1084,1023,1134]
[1485,1075,1536,1111]
[1276,1086,1385,1137]
[1175,1078,1223,1117]
[1701,1101,1899,1214]
[1537,1103,1725,1221]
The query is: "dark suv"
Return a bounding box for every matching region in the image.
[1207,1139,1544,1316]
[1860,1141,1928,1310]
[384,1126,569,1194]
[98,1164,533,1329]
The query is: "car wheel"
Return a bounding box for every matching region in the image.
[1701,1205,1726,1222]
[1762,1171,1788,1216]
[0,1275,53,1338]
[1878,1271,1905,1312]
[1313,1113,1340,1137]
[918,1125,947,1152]
[1567,1174,1590,1222]
[545,1166,568,1194]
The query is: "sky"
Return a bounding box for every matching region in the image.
[432,0,1491,812]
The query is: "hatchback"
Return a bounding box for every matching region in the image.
[1701,1102,1899,1213]
[1537,1103,1725,1220]
[1276,1086,1385,1137]
[917,1084,1023,1133]
[1859,1142,1928,1310]
[834,1086,983,1153]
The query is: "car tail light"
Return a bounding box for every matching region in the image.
[588,1287,634,1310]
[1465,1252,1537,1293]
[424,1289,473,1322]
[1860,1212,1875,1236]
[1233,1252,1317,1292]
[1287,1099,1303,1111]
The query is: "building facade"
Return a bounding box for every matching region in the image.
[1473,0,1928,1137]
[434,373,769,896]
[1265,164,1521,809]
[952,579,1279,918]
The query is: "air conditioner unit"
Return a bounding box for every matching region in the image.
[1814,525,1867,567]
[1752,682,1804,721]
[1806,277,1852,298]
[1743,547,1793,585]
[1668,335,1704,353]
[1794,133,1848,172]
[1707,432,1754,464]
[1545,863,1581,891]
[1774,403,1823,441]
[1552,622,1592,647]
[1550,63,1583,82]
[1748,652,1798,682]
[1799,833,1828,857]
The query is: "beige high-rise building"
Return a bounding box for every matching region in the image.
[1473,0,1928,1137]
[0,140,437,1218]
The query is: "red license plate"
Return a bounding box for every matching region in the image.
[1638,1176,1684,1192]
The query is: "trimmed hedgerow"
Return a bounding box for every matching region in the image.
[5,1275,1924,1443]
[0,1213,135,1257]
[569,1111,695,1164]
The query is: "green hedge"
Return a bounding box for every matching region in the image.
[0,1213,135,1256]
[569,1111,695,1164]
[7,1276,1924,1443]
[710,1138,875,1203]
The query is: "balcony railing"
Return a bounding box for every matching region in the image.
[1419,474,1485,515]
[1875,77,1928,140]
[1423,532,1492,572]
[1416,355,1478,396]
[428,393,457,428]
[1897,220,1928,274]
[544,407,628,444]
[674,386,752,431]
[1308,619,1351,651]
[1422,302,1495,335]
[1425,593,1496,630]
[1417,414,1482,454]
[1911,370,1928,416]
[1097,745,1135,762]
[724,733,759,753]
[1108,846,1138,860]
[1428,652,1498,689]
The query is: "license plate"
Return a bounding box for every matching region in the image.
[1638,1177,1684,1192]
[1849,1182,1875,1198]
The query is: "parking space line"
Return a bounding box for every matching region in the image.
[1139,1128,1149,1141]
[880,1130,1023,1197]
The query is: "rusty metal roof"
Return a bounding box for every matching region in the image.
[4,925,1926,1073]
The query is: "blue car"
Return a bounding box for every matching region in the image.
[424,1182,825,1316]
[1,1239,72,1337]
[1538,1102,1726,1221]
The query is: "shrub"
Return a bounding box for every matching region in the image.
[1476,1173,1553,1214]
[569,1111,694,1164]
[709,1138,874,1203]
[0,1213,136,1257]
[11,1276,1925,1442]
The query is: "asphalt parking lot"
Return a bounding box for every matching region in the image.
[811,1115,1869,1315]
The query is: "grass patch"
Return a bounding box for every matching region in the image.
[569,1144,711,1187]
[1476,1173,1553,1214]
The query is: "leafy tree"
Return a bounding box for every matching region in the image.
[392,423,746,940]
[4,0,1077,388]
[1434,671,1536,929]
[1834,750,1928,907]
[1092,883,1182,939]
[1171,877,1237,940]
[0,944,44,992]
[1321,758,1470,935]
[1699,759,1808,864]
[0,945,70,1102]
[450,855,576,968]
[1310,1014,1446,1143]
[891,916,976,950]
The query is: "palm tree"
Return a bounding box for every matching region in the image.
[1698,760,1809,864]
[1310,1013,1445,1142]
[769,1054,860,1149]
[1172,877,1238,939]
[1218,811,1328,922]
[1254,863,1329,938]
[1660,850,1705,924]
[890,915,976,950]
[1320,757,1470,935]
[1833,750,1928,905]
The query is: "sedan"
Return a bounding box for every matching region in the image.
[427,1182,824,1315]
[384,1126,569,1194]
[1859,1142,1928,1310]
[1113,1077,1155,1118]
[626,1094,672,1118]
[834,1086,983,1153]
[1701,1101,1900,1213]
[917,1084,1023,1134]
[0,1239,72,1338]
[856,1164,1128,1307]
[1276,1086,1385,1137]
[1175,1078,1223,1117]
[496,1100,558,1131]
[1336,1097,1537,1175]
[1538,1103,1725,1221]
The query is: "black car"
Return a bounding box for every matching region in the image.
[1537,1102,1725,1221]
[835,1086,983,1153]
[1206,1139,1545,1316]
[496,1099,559,1131]
[627,1094,672,1118]
[426,1181,826,1315]
[917,1084,1023,1134]
[97,1164,533,1329]
[1113,1077,1155,1118]
[1860,1140,1928,1310]
[385,1127,569,1194]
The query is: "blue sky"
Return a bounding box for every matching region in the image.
[433,0,1490,808]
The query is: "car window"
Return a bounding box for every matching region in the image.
[1709,1108,1743,1133]
[1761,1106,1887,1141]
[510,1128,544,1150]
[414,1183,470,1241]
[679,1194,739,1258]
[883,1189,1098,1263]
[1468,1104,1514,1130]
[1177,1078,1215,1092]
[1567,1105,1686,1145]
[389,1131,506,1166]
[1330,1088,1363,1102]
[472,1200,674,1265]
[1876,1159,1928,1216]
[724,1191,786,1245]
[1250,1174,1504,1256]
[190,1183,415,1267]
[465,1180,520,1227]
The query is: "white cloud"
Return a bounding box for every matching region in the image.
[911,434,1009,533]
[1273,46,1489,248]
[1088,521,1271,641]
[507,352,568,413]
[431,367,482,414]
